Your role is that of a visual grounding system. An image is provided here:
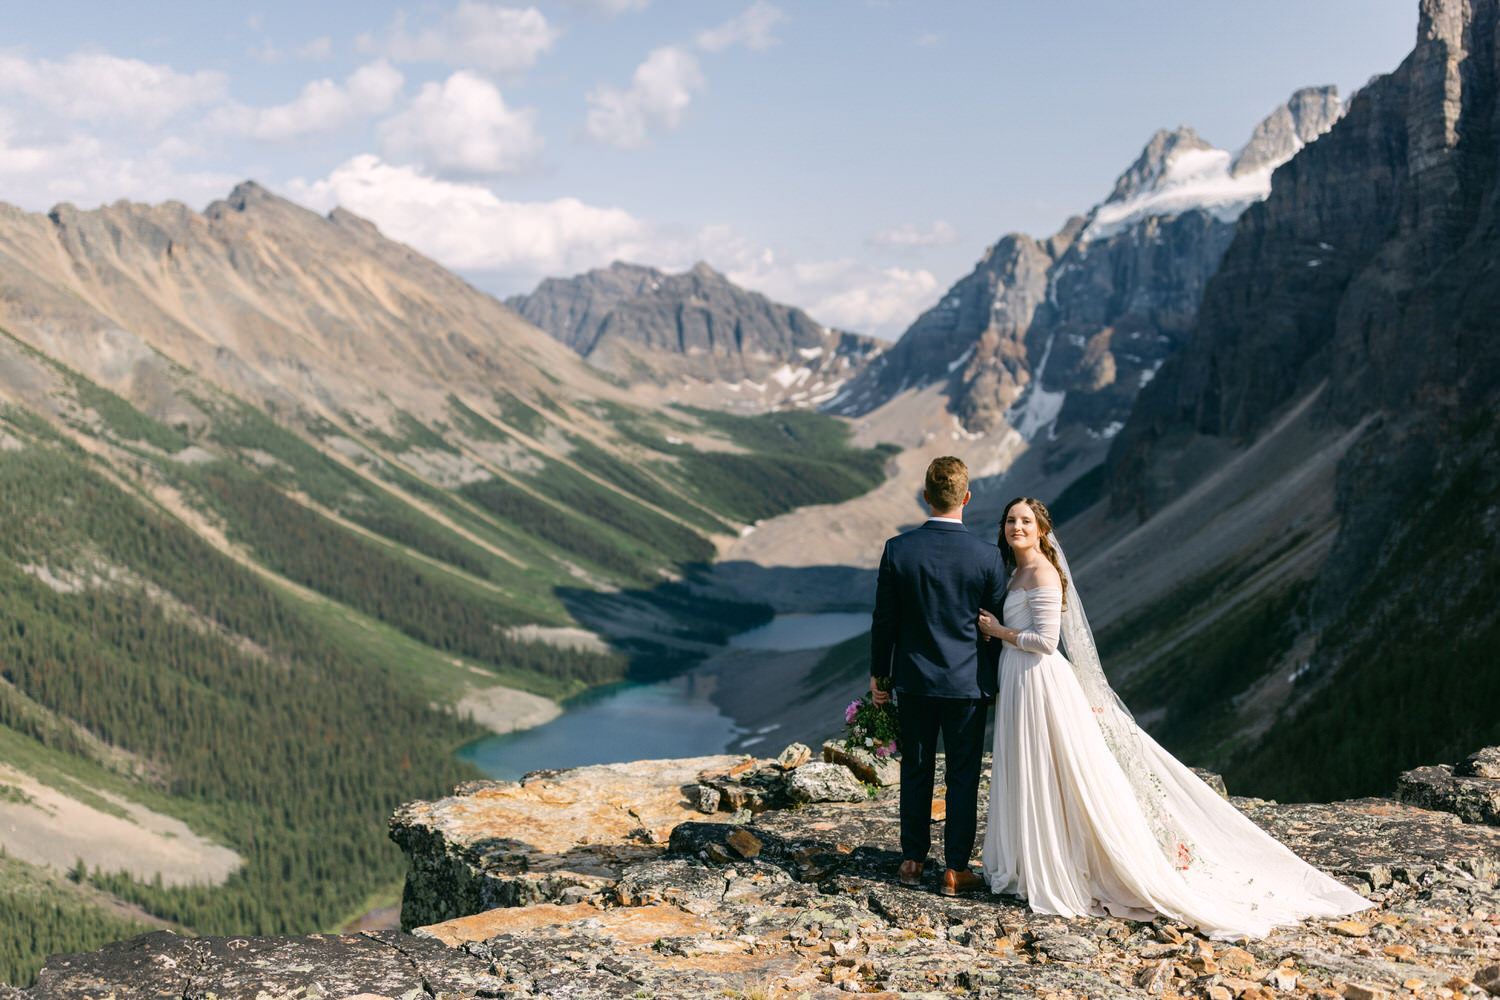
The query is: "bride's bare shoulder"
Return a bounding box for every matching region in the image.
[1035,562,1062,589]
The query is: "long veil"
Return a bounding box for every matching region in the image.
[1049,535,1194,868]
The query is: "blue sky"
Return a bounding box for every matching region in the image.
[2,1,1417,338]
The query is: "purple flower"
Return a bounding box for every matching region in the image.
[845,701,860,723]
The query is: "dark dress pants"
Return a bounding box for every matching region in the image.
[897,691,987,872]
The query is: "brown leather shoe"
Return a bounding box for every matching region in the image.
[898,859,924,886]
[939,867,985,896]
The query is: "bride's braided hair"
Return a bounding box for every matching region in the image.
[997,496,1069,609]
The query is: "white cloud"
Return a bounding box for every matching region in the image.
[725,254,937,340]
[0,50,227,130]
[283,155,651,278]
[696,1,785,52]
[239,61,403,143]
[379,71,543,176]
[0,109,238,210]
[361,3,560,74]
[866,219,958,250]
[915,32,942,46]
[282,155,933,338]
[584,46,703,148]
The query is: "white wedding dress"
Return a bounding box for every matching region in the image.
[981,585,1370,939]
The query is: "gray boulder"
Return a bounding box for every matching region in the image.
[785,761,867,803]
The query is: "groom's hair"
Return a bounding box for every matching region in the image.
[925,456,969,510]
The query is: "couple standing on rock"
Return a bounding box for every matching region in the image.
[869,456,1370,940]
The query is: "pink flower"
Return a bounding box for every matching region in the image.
[875,742,896,758]
[845,701,861,723]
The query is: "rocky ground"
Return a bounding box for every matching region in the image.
[9,748,1500,1000]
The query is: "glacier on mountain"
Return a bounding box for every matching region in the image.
[1083,149,1276,242]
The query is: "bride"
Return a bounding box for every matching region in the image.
[974,497,1369,940]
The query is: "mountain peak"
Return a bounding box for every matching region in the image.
[1081,87,1341,243]
[1231,85,1342,177]
[225,180,276,211]
[605,260,662,279]
[508,259,878,391]
[1105,126,1215,205]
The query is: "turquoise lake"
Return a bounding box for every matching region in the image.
[456,611,870,780]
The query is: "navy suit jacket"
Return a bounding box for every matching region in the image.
[870,519,1007,699]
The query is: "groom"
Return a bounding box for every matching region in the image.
[870,455,1006,895]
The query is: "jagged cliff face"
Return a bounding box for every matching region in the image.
[508,260,883,404]
[1088,0,1500,800]
[1106,0,1499,524]
[827,87,1343,487]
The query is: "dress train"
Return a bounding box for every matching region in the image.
[981,586,1369,940]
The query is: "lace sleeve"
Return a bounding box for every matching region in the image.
[1013,587,1061,655]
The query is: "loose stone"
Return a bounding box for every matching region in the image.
[725,827,763,859]
[693,783,720,813]
[777,742,812,769]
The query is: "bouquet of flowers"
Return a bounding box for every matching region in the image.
[842,676,900,758]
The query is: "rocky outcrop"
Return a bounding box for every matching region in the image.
[828,231,1054,429]
[18,748,1500,1000]
[387,752,884,931]
[1399,749,1500,827]
[388,755,747,929]
[1232,86,1345,177]
[507,260,884,397]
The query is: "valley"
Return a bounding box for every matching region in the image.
[5,0,1500,988]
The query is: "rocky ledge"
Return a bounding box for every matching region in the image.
[11,748,1500,1000]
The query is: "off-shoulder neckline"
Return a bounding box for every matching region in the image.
[1006,584,1062,595]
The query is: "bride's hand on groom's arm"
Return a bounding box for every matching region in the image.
[977,608,1005,640]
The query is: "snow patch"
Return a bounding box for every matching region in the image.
[796,346,824,360]
[769,365,811,389]
[1088,420,1126,440]
[1083,147,1277,242]
[1139,359,1165,388]
[1004,334,1067,442]
[946,345,975,373]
